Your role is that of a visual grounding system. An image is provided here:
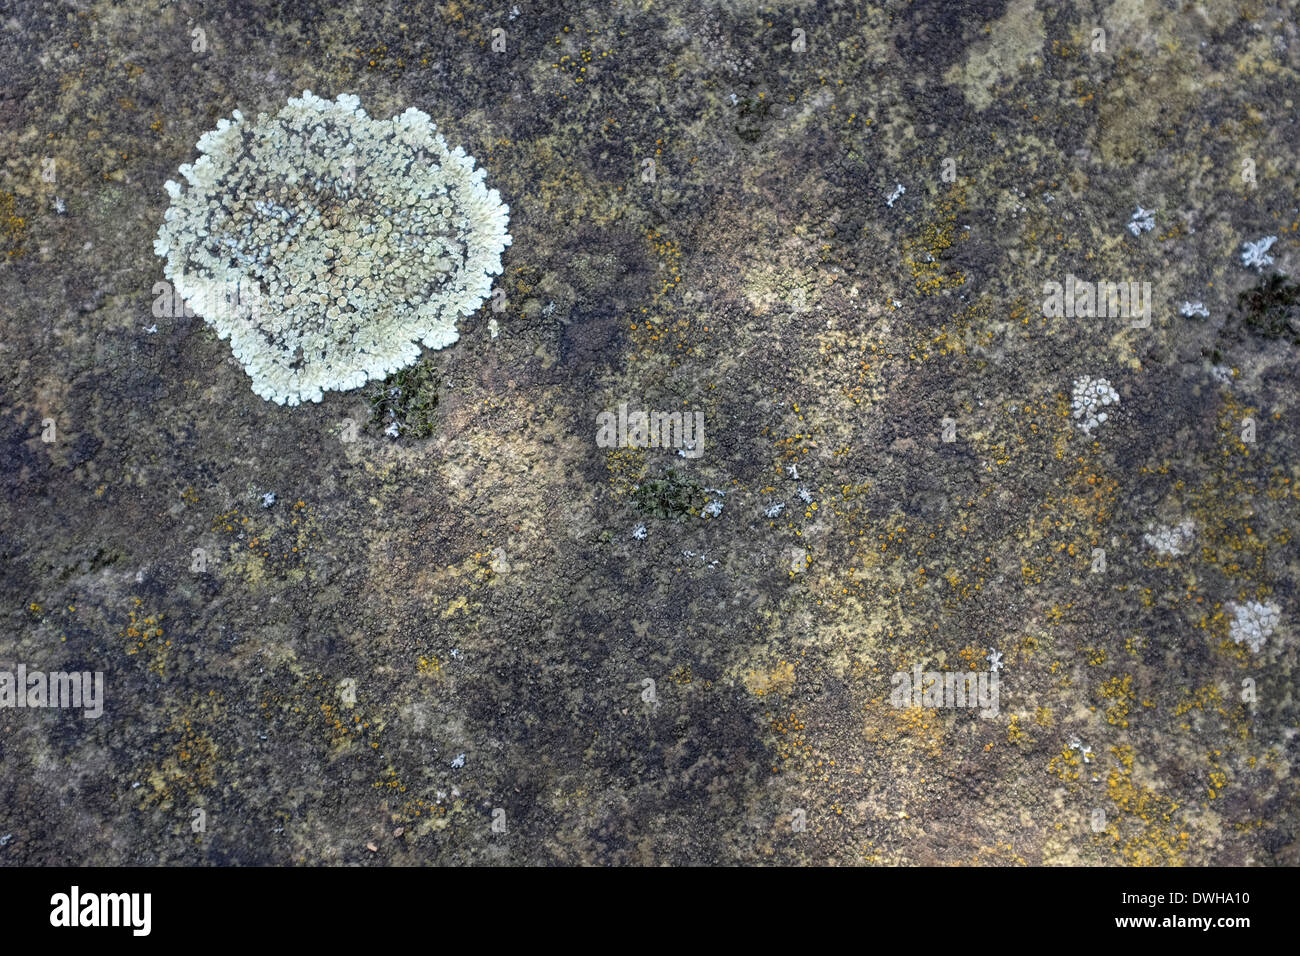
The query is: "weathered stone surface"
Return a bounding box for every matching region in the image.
[0,0,1297,866]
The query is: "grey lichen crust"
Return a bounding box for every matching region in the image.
[153,91,511,405]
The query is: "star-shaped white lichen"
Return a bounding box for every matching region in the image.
[154,91,511,405]
[1127,206,1155,236]
[1241,235,1277,271]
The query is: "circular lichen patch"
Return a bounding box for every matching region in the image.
[154,91,511,405]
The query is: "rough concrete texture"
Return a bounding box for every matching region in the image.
[0,0,1297,865]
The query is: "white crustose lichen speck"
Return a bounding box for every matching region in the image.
[1071,376,1119,435]
[1226,600,1280,653]
[154,91,511,405]
[1143,519,1195,556]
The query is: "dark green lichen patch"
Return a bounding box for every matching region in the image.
[632,469,707,521]
[366,359,440,438]
[1235,273,1300,346]
[733,91,772,144]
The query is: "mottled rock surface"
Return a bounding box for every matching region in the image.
[1,0,1297,865]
